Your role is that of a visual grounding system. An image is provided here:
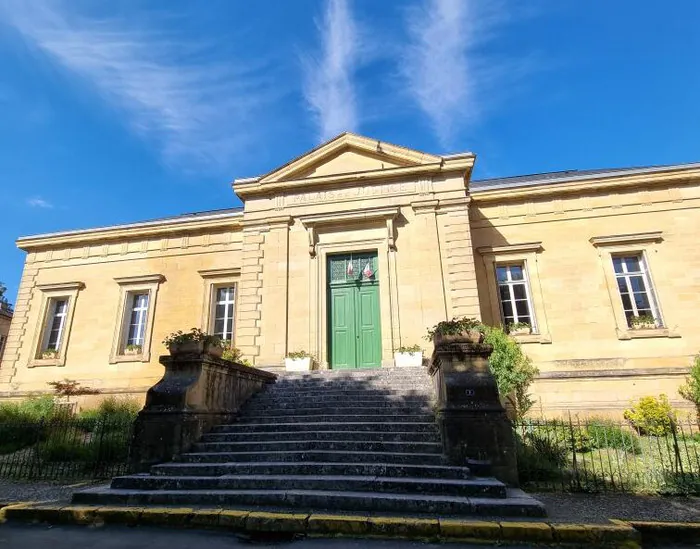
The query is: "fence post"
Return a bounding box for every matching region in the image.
[568,412,580,491]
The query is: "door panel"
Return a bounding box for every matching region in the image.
[356,285,381,368]
[329,287,355,369]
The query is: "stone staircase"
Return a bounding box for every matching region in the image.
[74,367,545,517]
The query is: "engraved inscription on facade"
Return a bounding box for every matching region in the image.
[285,181,417,206]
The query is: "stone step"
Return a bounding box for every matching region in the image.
[73,487,546,517]
[178,450,446,465]
[200,430,440,443]
[278,368,428,379]
[235,414,435,424]
[240,406,432,417]
[254,390,434,401]
[210,421,439,434]
[191,440,443,454]
[247,396,433,407]
[272,382,432,390]
[110,474,507,498]
[151,461,472,480]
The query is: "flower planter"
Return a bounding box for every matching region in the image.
[168,341,223,358]
[631,322,656,330]
[394,352,423,368]
[41,351,59,360]
[125,347,142,356]
[510,327,531,336]
[285,357,312,372]
[434,329,483,346]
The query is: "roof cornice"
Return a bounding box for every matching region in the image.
[17,210,243,251]
[470,165,700,203]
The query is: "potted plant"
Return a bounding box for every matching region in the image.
[394,344,423,367]
[125,343,142,356]
[41,348,59,360]
[630,314,656,330]
[425,317,484,345]
[508,322,532,336]
[285,350,314,372]
[162,328,224,358]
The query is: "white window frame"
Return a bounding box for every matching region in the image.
[43,298,69,352]
[29,281,84,368]
[612,254,662,328]
[198,268,240,346]
[590,231,678,340]
[477,242,552,344]
[495,262,538,332]
[110,274,164,363]
[210,285,236,346]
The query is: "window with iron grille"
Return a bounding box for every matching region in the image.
[613,254,662,327]
[495,263,536,330]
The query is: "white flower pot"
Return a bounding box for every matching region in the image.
[285,357,312,372]
[394,352,423,368]
[510,327,531,336]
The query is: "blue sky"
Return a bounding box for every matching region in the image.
[1,0,699,301]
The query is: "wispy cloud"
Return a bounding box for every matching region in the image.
[402,0,517,148]
[303,0,360,141]
[27,197,53,209]
[0,2,277,173]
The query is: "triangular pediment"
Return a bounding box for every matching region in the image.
[259,133,442,184]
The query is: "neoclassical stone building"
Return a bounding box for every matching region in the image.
[1,133,699,415]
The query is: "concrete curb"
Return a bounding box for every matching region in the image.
[0,502,646,546]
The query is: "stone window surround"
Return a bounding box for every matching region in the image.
[198,268,241,347]
[29,281,84,368]
[590,231,680,340]
[109,274,165,364]
[477,242,552,344]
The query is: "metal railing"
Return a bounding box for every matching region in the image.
[0,415,133,480]
[515,416,700,494]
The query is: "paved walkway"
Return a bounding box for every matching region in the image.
[0,523,530,549]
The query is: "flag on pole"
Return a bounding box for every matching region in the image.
[362,261,374,278]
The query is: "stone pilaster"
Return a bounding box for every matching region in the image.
[235,228,266,363]
[0,261,40,386]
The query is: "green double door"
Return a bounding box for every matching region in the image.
[328,252,382,369]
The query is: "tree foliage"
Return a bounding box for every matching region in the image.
[481,325,539,418]
[678,354,700,423]
[0,282,12,312]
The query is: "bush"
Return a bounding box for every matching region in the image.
[87,431,130,463]
[587,417,642,454]
[76,396,139,432]
[678,354,700,424]
[530,421,591,453]
[37,433,90,462]
[516,432,568,483]
[482,325,539,418]
[624,394,677,436]
[0,396,57,454]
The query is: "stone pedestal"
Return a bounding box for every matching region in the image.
[129,352,276,472]
[429,338,519,485]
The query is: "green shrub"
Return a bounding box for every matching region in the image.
[37,434,90,462]
[587,417,642,454]
[624,394,676,436]
[0,396,58,454]
[678,354,700,424]
[516,432,568,482]
[87,431,130,463]
[76,396,139,432]
[530,421,591,453]
[482,325,539,419]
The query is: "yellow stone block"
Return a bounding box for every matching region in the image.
[139,507,194,526]
[307,513,370,536]
[95,506,144,525]
[552,523,595,544]
[189,508,223,527]
[366,516,439,539]
[439,519,501,541]
[245,511,309,532]
[499,521,553,542]
[217,509,250,530]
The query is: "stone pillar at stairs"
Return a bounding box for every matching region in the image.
[429,336,519,486]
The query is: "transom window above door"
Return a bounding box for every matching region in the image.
[329,253,378,285]
[495,263,536,331]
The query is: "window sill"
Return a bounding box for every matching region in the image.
[512,333,552,345]
[29,357,65,368]
[617,328,681,340]
[110,353,150,364]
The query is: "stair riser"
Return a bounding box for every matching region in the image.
[241,407,432,417]
[210,422,438,434]
[179,452,446,465]
[73,491,545,517]
[246,398,433,409]
[257,389,433,398]
[200,431,440,443]
[151,463,471,479]
[237,415,435,424]
[191,441,442,454]
[110,477,506,498]
[272,384,433,392]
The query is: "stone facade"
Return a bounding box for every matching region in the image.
[1,133,699,416]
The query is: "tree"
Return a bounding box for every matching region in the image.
[0,282,13,313]
[481,325,539,419]
[678,354,700,424]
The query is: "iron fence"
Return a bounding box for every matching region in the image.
[515,416,700,494]
[0,415,133,480]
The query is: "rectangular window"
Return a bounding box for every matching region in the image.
[125,293,149,347]
[44,298,68,351]
[612,254,662,327]
[212,286,235,344]
[496,263,536,330]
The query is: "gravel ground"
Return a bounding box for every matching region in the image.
[2,481,700,524]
